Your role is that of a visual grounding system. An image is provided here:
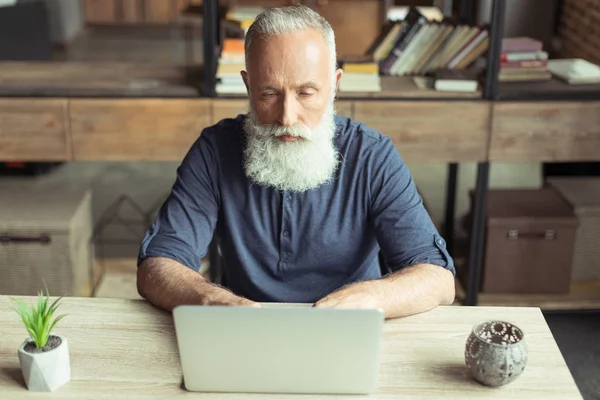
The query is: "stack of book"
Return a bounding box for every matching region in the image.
[339,56,381,92]
[498,37,551,82]
[368,7,489,77]
[216,38,246,95]
[216,6,264,95]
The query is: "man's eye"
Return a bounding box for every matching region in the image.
[299,91,314,97]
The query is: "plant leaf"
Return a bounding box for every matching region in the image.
[47,297,63,322]
[48,314,67,334]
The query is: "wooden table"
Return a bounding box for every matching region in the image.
[0,296,582,399]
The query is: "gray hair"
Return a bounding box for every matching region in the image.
[244,5,337,77]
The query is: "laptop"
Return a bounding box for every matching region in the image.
[172,303,385,394]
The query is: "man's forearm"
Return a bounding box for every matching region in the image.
[137,257,258,311]
[374,263,456,318]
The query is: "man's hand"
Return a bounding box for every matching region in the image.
[313,281,382,311]
[137,257,261,311]
[313,264,455,319]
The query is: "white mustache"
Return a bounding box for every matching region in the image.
[255,122,313,140]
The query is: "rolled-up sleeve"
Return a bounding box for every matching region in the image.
[137,132,220,271]
[368,136,455,276]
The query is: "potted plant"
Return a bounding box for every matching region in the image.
[11,287,70,392]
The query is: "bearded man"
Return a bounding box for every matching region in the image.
[136,5,456,319]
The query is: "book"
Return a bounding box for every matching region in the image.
[434,69,479,92]
[447,29,489,69]
[547,58,600,84]
[500,51,548,62]
[379,8,428,74]
[500,60,548,69]
[501,37,543,53]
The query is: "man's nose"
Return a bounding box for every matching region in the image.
[279,94,299,127]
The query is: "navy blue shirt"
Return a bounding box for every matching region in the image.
[138,114,454,303]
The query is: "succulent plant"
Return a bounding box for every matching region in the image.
[12,286,67,349]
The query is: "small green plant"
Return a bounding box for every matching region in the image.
[12,286,67,349]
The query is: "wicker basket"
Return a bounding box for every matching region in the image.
[547,177,600,282]
[0,186,94,296]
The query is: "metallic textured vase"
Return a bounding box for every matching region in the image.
[465,321,528,387]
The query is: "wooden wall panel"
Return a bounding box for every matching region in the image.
[0,99,70,161]
[335,100,352,118]
[315,0,383,58]
[70,99,211,161]
[122,0,142,23]
[490,102,600,162]
[354,101,490,162]
[144,0,175,23]
[84,0,116,24]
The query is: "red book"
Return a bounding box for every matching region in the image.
[501,37,543,53]
[500,60,548,69]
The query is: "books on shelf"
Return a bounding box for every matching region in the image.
[339,55,381,92]
[368,7,489,78]
[217,38,247,95]
[498,37,552,82]
[433,69,479,93]
[547,58,600,85]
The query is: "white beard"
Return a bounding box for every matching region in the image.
[242,101,340,192]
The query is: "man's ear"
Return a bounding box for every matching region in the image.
[334,68,343,97]
[241,70,250,93]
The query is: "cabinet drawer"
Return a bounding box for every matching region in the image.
[354,101,490,162]
[212,100,249,124]
[0,99,70,161]
[70,99,211,161]
[490,102,600,162]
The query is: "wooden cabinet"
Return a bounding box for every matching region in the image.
[354,101,491,163]
[212,99,249,124]
[0,99,70,161]
[69,99,211,161]
[490,102,600,162]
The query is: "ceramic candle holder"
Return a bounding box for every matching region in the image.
[464,320,527,387]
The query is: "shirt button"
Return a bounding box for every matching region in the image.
[437,239,444,246]
[285,195,291,201]
[283,230,290,237]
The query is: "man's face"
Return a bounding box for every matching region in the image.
[241,29,344,193]
[243,28,340,131]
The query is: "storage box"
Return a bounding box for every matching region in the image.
[547,177,600,282]
[465,187,578,294]
[0,186,94,296]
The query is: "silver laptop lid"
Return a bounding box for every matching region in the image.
[173,305,385,394]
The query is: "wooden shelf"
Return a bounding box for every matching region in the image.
[217,76,483,100]
[0,62,202,98]
[498,77,600,101]
[337,76,483,99]
[455,279,600,311]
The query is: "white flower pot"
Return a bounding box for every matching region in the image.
[17,334,71,392]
